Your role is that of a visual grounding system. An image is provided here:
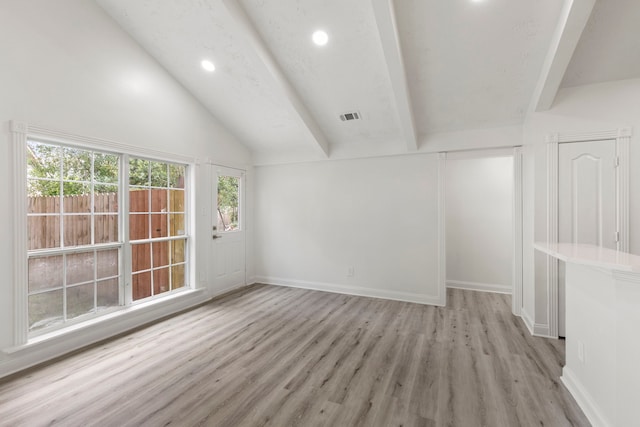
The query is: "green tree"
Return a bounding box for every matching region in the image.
[27,142,185,196]
[217,176,239,229]
[27,142,119,196]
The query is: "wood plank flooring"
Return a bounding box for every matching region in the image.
[0,285,590,426]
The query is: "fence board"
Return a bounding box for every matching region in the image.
[28,190,185,300]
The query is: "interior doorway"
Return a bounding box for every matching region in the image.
[444,150,516,297]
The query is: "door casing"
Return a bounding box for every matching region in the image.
[545,128,631,339]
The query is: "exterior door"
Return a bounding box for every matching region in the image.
[558,140,617,336]
[212,166,245,292]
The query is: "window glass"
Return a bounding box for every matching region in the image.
[26,141,123,332]
[129,157,189,301]
[217,175,240,232]
[25,141,190,334]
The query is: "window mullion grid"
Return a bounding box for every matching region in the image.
[59,148,64,249]
[91,153,97,313]
[167,178,173,292]
[62,253,67,323]
[148,162,154,297]
[122,154,132,307]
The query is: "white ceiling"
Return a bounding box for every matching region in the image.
[561,0,640,88]
[396,0,562,135]
[95,0,640,161]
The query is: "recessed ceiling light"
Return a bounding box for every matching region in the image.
[312,30,328,46]
[201,59,215,72]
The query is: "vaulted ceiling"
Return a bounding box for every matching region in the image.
[95,0,640,163]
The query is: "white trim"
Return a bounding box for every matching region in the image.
[371,0,418,151]
[26,122,196,164]
[12,120,199,343]
[520,307,554,338]
[220,0,330,157]
[616,130,630,253]
[255,276,445,306]
[561,367,613,427]
[520,308,535,335]
[529,0,596,112]
[547,137,559,338]
[512,146,523,316]
[532,322,552,338]
[545,128,631,338]
[10,121,29,346]
[445,147,515,160]
[437,152,447,306]
[446,280,511,294]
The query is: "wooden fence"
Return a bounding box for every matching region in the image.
[28,189,185,300]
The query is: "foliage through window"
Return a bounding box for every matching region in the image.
[26,140,190,334]
[217,175,240,232]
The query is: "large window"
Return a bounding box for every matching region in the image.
[26,140,190,335]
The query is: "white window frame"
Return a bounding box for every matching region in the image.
[215,166,244,234]
[11,121,196,344]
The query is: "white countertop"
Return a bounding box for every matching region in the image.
[534,242,640,273]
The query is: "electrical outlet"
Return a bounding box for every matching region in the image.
[347,266,354,277]
[578,340,585,363]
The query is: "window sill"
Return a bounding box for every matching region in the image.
[3,288,207,355]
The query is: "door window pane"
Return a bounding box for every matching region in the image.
[217,175,239,232]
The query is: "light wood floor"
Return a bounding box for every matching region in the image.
[0,285,590,426]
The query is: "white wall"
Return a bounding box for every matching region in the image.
[0,0,250,376]
[522,77,640,335]
[253,154,444,305]
[446,156,513,293]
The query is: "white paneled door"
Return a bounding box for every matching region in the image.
[212,166,246,292]
[558,140,617,336]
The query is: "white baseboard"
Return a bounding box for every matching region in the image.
[446,280,511,294]
[520,307,535,335]
[533,322,552,337]
[519,307,554,338]
[255,276,445,306]
[561,367,612,427]
[208,281,250,299]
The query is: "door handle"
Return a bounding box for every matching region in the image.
[212,235,222,240]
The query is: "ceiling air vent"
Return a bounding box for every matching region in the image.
[339,111,361,121]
